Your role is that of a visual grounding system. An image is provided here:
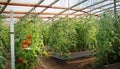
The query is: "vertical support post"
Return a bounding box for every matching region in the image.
[114,0,117,19]
[10,10,15,69]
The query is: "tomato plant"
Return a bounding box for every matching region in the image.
[75,15,98,51]
[15,15,47,69]
[0,15,9,69]
[95,13,120,66]
[47,17,77,55]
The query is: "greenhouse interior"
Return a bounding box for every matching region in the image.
[0,0,120,69]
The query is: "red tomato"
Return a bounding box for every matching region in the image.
[27,34,32,39]
[18,57,23,63]
[22,40,27,44]
[27,40,32,45]
[22,44,27,48]
[34,66,40,69]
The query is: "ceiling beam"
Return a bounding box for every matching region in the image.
[5,16,51,18]
[3,11,80,16]
[0,0,11,14]
[4,14,100,18]
[0,2,81,12]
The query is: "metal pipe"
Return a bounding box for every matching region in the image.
[114,0,117,19]
[10,10,15,69]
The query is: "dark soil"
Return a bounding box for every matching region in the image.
[6,56,120,69]
[41,57,96,69]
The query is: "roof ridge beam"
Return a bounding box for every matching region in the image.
[3,11,80,16]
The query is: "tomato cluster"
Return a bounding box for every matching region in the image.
[18,34,32,63]
[22,34,32,48]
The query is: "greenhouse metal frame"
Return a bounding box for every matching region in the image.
[0,0,119,23]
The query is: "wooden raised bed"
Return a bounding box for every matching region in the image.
[51,50,94,60]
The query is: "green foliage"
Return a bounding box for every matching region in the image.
[42,16,98,56]
[75,16,98,51]
[48,17,77,55]
[15,15,47,69]
[95,13,120,65]
[40,22,52,46]
[0,15,8,69]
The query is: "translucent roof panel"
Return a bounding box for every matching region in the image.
[53,0,80,8]
[63,10,75,14]
[44,8,64,13]
[5,6,33,12]
[91,1,120,14]
[0,0,8,2]
[0,0,119,22]
[73,0,114,10]
[10,0,40,4]
[90,0,114,9]
[0,5,5,11]
[35,7,46,12]
[58,15,75,17]
[83,9,90,12]
[40,0,55,5]
[75,12,84,14]
[40,15,54,17]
